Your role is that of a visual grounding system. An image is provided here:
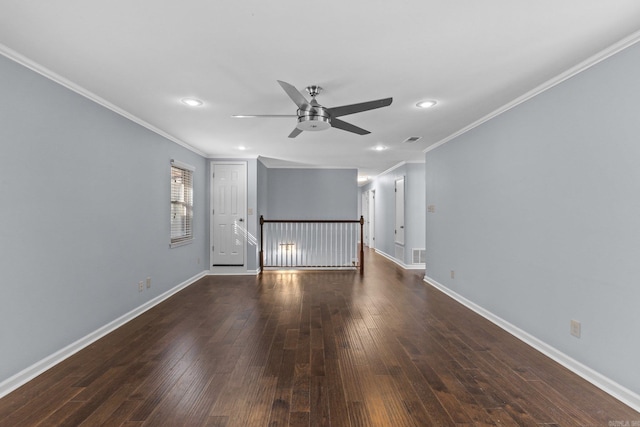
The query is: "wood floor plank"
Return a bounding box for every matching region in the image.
[202,415,229,427]
[323,358,350,427]
[346,401,372,427]
[291,363,311,413]
[289,411,311,427]
[0,249,638,426]
[266,387,291,427]
[0,375,82,427]
[96,399,141,427]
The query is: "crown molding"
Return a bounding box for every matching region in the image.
[425,29,640,155]
[208,154,260,160]
[0,43,207,158]
[377,161,407,177]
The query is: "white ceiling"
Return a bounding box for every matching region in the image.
[2,1,640,179]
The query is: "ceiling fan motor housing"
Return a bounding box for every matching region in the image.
[296,105,331,131]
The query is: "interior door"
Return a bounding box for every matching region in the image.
[362,192,369,246]
[395,177,405,245]
[368,190,375,249]
[212,163,246,265]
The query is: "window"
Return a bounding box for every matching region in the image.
[170,159,194,247]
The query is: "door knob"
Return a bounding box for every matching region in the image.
[238,218,244,222]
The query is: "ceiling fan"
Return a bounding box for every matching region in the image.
[233,80,393,138]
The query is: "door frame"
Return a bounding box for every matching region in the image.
[368,189,376,249]
[395,177,405,245]
[361,191,369,246]
[210,160,248,274]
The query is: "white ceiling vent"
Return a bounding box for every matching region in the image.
[402,136,422,143]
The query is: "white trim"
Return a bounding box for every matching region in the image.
[208,154,259,160]
[423,275,640,413]
[370,160,425,183]
[0,270,208,399]
[170,159,196,172]
[0,43,207,158]
[210,161,249,271]
[424,29,640,155]
[375,249,426,270]
[169,239,193,249]
[377,161,407,178]
[256,156,357,170]
[208,269,260,276]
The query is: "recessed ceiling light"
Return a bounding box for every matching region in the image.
[238,145,247,151]
[416,100,437,109]
[373,145,387,151]
[181,98,203,107]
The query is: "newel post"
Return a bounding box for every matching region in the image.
[259,215,264,272]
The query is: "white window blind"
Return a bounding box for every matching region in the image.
[170,160,194,247]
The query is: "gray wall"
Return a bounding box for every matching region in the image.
[360,163,426,265]
[257,159,269,220]
[405,163,426,259]
[0,55,208,384]
[425,41,640,395]
[265,168,357,220]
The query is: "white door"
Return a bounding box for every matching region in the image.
[212,163,246,266]
[368,190,375,249]
[362,192,369,246]
[395,178,405,245]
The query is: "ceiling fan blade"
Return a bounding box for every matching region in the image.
[329,97,393,118]
[277,80,309,109]
[232,114,296,118]
[288,127,303,138]
[331,118,370,135]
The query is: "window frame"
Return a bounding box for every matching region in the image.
[170,159,195,248]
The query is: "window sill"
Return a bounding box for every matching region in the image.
[170,239,193,249]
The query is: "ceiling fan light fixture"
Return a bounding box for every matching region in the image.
[416,100,437,109]
[296,109,331,131]
[237,81,393,138]
[181,98,203,107]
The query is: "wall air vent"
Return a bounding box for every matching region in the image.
[402,136,422,143]
[412,248,426,264]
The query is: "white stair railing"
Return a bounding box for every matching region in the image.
[259,216,364,274]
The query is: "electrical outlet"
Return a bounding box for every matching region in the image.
[570,319,581,338]
[450,270,455,279]
[428,205,436,213]
[138,281,144,292]
[146,277,151,288]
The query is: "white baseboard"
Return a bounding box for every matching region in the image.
[424,275,640,413]
[209,266,260,275]
[375,249,426,270]
[0,270,208,399]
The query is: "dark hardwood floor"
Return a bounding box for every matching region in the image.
[1,249,638,426]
